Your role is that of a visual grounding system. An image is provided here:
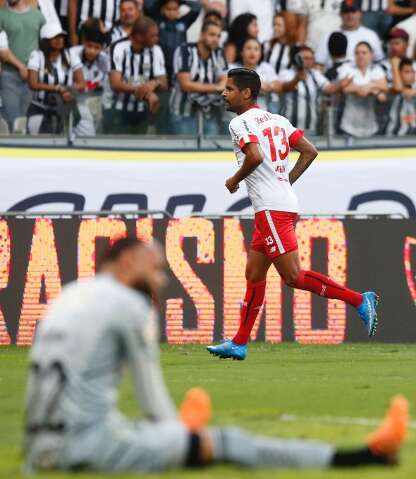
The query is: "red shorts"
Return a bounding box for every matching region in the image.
[251,210,299,259]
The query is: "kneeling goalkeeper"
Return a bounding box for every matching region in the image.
[24,237,409,473]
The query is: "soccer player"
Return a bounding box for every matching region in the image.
[207,68,379,361]
[23,237,409,473]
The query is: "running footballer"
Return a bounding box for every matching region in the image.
[208,68,379,361]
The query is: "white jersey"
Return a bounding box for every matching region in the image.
[229,106,303,213]
[24,274,176,439]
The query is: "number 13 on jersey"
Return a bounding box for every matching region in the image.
[262,126,289,162]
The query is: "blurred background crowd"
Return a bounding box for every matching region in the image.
[0,0,415,138]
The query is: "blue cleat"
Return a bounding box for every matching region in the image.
[356,292,379,337]
[207,340,247,360]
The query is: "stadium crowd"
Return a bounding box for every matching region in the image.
[0,0,415,137]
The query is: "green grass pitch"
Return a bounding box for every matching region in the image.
[1,343,415,478]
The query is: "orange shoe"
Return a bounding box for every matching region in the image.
[179,387,212,432]
[368,395,409,461]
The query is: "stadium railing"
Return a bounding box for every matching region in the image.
[1,97,415,150]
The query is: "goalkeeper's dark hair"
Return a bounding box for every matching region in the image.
[228,68,261,100]
[98,236,144,269]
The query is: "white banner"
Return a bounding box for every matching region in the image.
[1,147,415,216]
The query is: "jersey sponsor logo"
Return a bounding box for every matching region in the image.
[254,112,273,125]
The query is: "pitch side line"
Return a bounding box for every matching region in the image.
[279,414,416,429]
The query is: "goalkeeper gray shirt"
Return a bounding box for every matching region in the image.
[24,273,176,436]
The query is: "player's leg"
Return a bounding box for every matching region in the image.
[199,395,408,470]
[266,211,378,337]
[273,249,364,306]
[232,250,271,345]
[207,222,272,360]
[273,249,379,336]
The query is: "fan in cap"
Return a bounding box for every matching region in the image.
[40,23,67,40]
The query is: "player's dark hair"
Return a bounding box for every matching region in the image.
[399,57,413,70]
[328,32,347,58]
[228,68,261,100]
[98,236,143,268]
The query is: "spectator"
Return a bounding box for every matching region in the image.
[71,20,109,135]
[0,0,45,128]
[53,0,69,31]
[324,31,350,132]
[278,46,340,134]
[229,0,275,43]
[361,0,391,39]
[340,41,388,137]
[325,31,350,80]
[282,1,305,45]
[230,38,281,111]
[203,8,226,46]
[263,13,291,76]
[386,57,416,134]
[224,13,257,64]
[0,29,28,80]
[102,16,168,134]
[36,0,61,26]
[152,0,201,81]
[380,27,409,83]
[109,0,142,44]
[387,0,415,28]
[68,0,121,45]
[394,11,416,57]
[308,0,343,50]
[315,0,384,69]
[286,0,343,51]
[169,20,226,134]
[185,0,227,44]
[27,23,86,134]
[74,20,108,93]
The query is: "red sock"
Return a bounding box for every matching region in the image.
[233,280,266,345]
[295,270,363,307]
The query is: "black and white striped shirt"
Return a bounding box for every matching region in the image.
[27,48,82,109]
[170,42,227,117]
[54,0,68,18]
[78,0,120,31]
[102,38,166,112]
[360,0,388,11]
[263,41,291,75]
[109,24,128,44]
[386,91,416,136]
[278,68,329,133]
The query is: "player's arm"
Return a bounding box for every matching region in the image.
[288,136,318,185]
[226,142,263,193]
[123,305,176,421]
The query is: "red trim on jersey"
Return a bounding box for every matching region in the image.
[289,129,304,147]
[239,134,259,150]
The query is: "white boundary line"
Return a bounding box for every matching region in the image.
[278,414,416,430]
